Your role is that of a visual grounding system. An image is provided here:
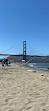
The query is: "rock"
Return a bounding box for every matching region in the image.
[41,74,44,76]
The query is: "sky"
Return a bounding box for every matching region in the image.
[0,0,49,57]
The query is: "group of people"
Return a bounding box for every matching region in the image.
[2,58,10,66]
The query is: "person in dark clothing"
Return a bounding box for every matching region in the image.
[5,58,8,66]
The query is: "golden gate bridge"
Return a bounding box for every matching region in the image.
[0,41,45,62]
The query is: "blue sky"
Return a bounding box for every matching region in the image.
[0,0,49,57]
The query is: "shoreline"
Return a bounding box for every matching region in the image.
[25,62,49,72]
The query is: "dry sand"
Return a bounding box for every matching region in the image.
[0,63,49,111]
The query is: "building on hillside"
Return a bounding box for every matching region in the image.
[8,58,15,63]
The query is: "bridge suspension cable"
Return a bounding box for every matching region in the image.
[0,42,22,54]
[27,42,44,56]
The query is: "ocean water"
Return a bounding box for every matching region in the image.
[27,63,49,70]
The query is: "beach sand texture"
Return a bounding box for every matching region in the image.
[0,63,49,111]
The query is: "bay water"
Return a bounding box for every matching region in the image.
[27,63,49,70]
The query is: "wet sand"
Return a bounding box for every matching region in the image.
[0,63,49,111]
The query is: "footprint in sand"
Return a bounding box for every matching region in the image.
[26,106,32,110]
[25,99,33,106]
[5,97,13,103]
[18,107,25,111]
[43,109,46,111]
[5,98,9,103]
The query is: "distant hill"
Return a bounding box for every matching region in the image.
[8,55,49,63]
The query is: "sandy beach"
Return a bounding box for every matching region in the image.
[0,63,49,111]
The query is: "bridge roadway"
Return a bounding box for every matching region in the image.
[0,54,23,56]
[0,54,46,57]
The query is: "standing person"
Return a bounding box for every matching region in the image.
[5,58,8,66]
[2,59,5,66]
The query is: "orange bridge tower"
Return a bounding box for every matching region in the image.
[23,41,26,62]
